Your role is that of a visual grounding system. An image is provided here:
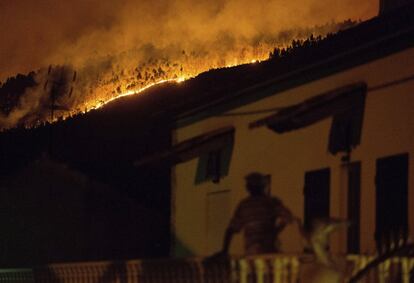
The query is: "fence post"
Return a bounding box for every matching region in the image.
[230,259,239,283]
[273,257,282,283]
[289,257,299,283]
[239,259,250,283]
[379,258,391,283]
[254,258,266,283]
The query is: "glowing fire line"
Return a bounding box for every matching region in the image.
[48,57,266,124]
[43,56,268,126]
[92,77,187,110]
[91,59,263,111]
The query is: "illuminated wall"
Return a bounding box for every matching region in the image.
[171,47,414,257]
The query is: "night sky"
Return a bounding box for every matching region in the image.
[1,0,377,81]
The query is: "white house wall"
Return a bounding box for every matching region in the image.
[172,47,414,257]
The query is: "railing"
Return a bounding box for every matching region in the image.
[0,269,34,283]
[0,254,413,283]
[347,255,414,283]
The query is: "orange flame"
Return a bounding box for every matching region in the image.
[77,52,269,116]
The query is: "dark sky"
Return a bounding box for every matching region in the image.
[0,0,377,81]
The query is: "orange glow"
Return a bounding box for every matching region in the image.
[92,77,186,110]
[74,50,271,116]
[9,22,351,128]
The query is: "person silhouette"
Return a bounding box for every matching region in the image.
[217,172,295,256]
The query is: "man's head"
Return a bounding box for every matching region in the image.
[245,172,267,196]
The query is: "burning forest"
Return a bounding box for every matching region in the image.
[0,0,377,130]
[0,21,356,129]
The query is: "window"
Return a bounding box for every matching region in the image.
[375,153,409,253]
[328,89,365,155]
[249,83,366,155]
[195,138,233,184]
[205,149,222,183]
[304,168,330,232]
[347,162,361,254]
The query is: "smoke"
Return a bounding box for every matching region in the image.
[0,72,44,128]
[0,0,378,128]
[0,0,377,80]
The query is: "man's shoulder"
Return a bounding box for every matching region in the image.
[238,197,253,207]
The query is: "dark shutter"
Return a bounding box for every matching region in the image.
[304,168,331,232]
[375,153,409,253]
[328,90,366,154]
[195,133,234,184]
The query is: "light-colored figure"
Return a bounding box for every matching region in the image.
[298,218,351,283]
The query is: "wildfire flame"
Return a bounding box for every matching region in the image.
[71,50,270,116]
[0,20,357,129]
[92,78,185,110]
[91,59,263,110]
[94,61,264,111]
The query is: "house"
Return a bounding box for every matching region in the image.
[142,1,414,257]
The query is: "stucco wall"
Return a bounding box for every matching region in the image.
[172,47,414,257]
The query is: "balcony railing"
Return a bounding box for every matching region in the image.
[0,254,413,283]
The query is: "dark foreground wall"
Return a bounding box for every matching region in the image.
[0,92,173,266]
[0,155,168,267]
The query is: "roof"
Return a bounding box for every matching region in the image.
[171,3,414,128]
[249,83,367,154]
[134,126,234,167]
[249,83,366,131]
